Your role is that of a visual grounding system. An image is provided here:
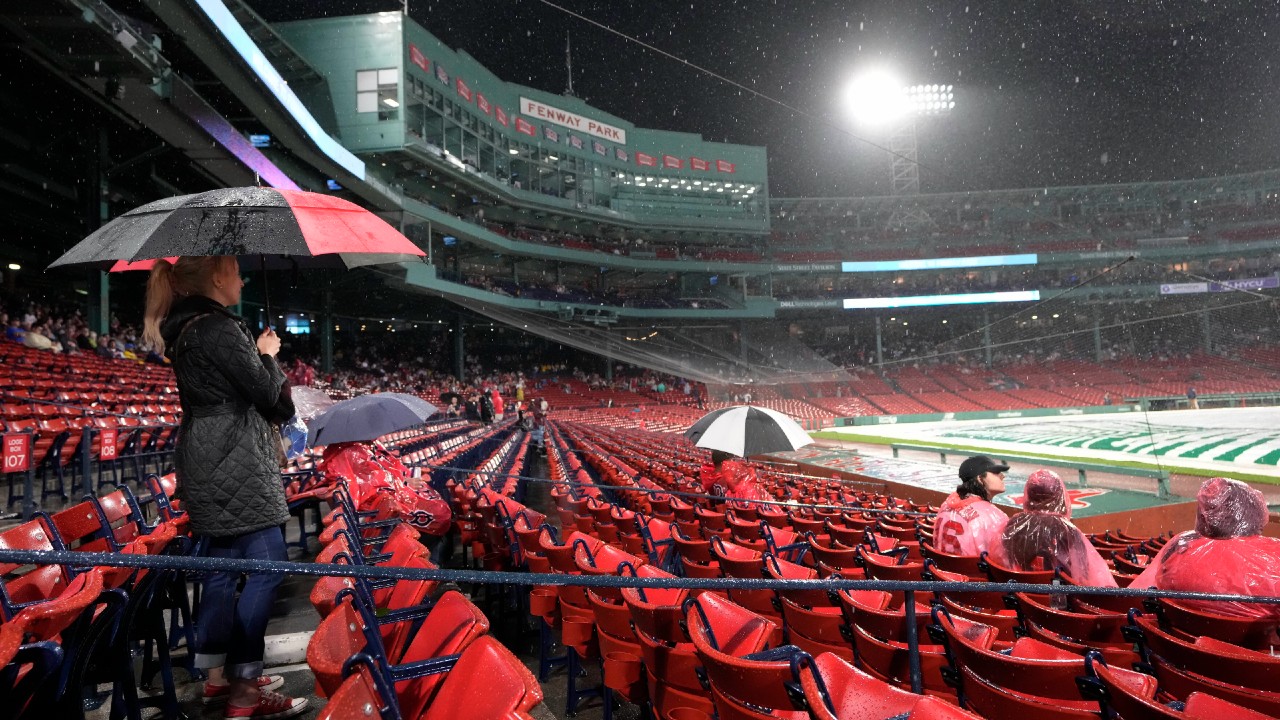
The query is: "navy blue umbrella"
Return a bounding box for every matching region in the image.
[306,392,439,447]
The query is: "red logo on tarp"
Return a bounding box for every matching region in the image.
[99,428,118,461]
[2,433,30,473]
[1007,487,1108,510]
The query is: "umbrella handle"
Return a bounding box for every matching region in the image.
[260,255,272,330]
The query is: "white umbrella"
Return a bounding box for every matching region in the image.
[684,405,814,457]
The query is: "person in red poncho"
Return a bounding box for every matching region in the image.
[1130,477,1280,624]
[700,450,768,504]
[991,468,1116,587]
[320,442,451,538]
[934,455,1011,557]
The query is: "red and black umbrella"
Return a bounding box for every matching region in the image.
[48,187,424,269]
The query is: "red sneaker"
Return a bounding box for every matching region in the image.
[203,675,285,703]
[223,690,308,719]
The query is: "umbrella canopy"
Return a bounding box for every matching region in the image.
[49,187,424,269]
[684,405,814,458]
[307,392,439,447]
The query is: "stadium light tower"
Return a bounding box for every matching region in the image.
[847,71,955,229]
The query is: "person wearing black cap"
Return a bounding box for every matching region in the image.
[934,455,1011,557]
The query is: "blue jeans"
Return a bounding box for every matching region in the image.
[194,526,287,680]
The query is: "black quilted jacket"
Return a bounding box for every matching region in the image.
[162,295,292,537]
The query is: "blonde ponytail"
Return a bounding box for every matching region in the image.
[142,256,232,354]
[143,259,176,354]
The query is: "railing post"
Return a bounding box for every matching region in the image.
[22,432,36,521]
[904,588,923,694]
[82,427,96,498]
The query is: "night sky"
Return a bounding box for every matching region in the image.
[250,0,1280,197]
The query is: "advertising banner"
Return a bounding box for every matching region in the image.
[1210,276,1279,292]
[662,155,682,169]
[636,152,657,167]
[515,117,536,136]
[593,140,607,156]
[495,106,508,126]
[408,44,429,72]
[615,148,629,162]
[476,93,491,115]
[543,125,559,142]
[1158,283,1207,295]
[1158,277,1278,295]
[455,78,472,102]
[716,159,736,173]
[519,97,627,144]
[435,65,448,84]
[690,157,710,171]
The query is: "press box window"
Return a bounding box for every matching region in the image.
[356,68,399,119]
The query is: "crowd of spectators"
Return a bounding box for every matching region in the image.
[2,296,162,363]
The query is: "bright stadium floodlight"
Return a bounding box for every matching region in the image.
[904,83,955,115]
[846,69,909,127]
[846,70,958,230]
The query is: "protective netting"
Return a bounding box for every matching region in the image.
[874,256,1280,391]
[856,256,1280,474]
[437,294,852,386]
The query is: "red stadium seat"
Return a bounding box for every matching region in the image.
[1080,654,1278,720]
[420,636,544,720]
[684,593,805,719]
[799,652,981,720]
[929,609,1093,709]
[1128,611,1280,695]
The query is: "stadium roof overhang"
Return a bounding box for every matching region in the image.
[141,0,401,210]
[0,3,284,191]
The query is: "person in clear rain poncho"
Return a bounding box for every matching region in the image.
[991,469,1117,587]
[1130,477,1280,622]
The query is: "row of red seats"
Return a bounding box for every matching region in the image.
[531,422,1280,717]
[501,475,1278,718]
[307,482,543,720]
[0,474,193,718]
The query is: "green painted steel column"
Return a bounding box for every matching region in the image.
[321,287,334,374]
[1093,304,1103,362]
[454,313,465,382]
[983,308,992,368]
[875,315,884,366]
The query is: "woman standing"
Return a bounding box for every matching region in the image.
[143,257,307,719]
[934,455,1011,556]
